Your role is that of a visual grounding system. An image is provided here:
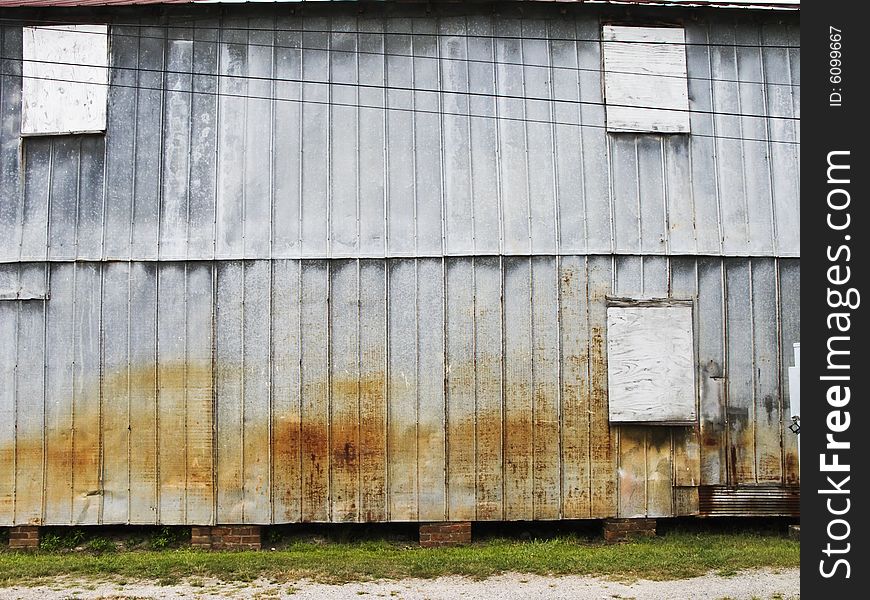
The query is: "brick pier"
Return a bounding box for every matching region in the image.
[602,518,657,542]
[419,522,472,547]
[191,525,262,550]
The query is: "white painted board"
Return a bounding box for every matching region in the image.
[607,305,696,423]
[602,25,690,133]
[22,25,108,136]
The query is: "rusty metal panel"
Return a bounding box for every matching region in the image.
[329,260,361,522]
[588,255,616,517]
[386,259,418,520]
[503,257,533,519]
[299,260,330,521]
[474,257,503,521]
[215,261,244,523]
[698,484,799,517]
[445,257,476,520]
[725,259,755,484]
[559,256,592,518]
[270,259,303,522]
[0,25,24,263]
[127,262,158,523]
[779,261,800,484]
[359,260,387,521]
[417,259,446,521]
[0,256,802,524]
[242,261,273,523]
[0,299,17,525]
[531,257,561,519]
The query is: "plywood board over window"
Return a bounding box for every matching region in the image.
[602,25,690,133]
[607,304,696,423]
[21,25,108,136]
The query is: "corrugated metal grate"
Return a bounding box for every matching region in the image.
[698,485,800,517]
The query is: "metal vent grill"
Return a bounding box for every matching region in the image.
[698,485,800,517]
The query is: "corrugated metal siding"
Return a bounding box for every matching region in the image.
[0,256,799,525]
[0,12,800,262]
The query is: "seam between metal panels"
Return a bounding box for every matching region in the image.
[295,260,302,522]
[240,260,246,523]
[491,27,505,257]
[721,259,731,485]
[414,258,420,521]
[384,259,390,521]
[471,256,478,520]
[583,256,592,517]
[554,254,564,519]
[528,256,535,518]
[40,267,49,525]
[97,264,105,525]
[464,19,476,255]
[442,255,450,519]
[520,30,533,257]
[748,258,757,484]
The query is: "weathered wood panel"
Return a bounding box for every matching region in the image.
[607,306,696,423]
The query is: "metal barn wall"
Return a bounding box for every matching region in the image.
[0,4,800,526]
[0,256,799,525]
[0,10,799,262]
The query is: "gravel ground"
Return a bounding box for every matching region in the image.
[0,568,798,600]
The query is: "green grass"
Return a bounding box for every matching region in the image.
[0,532,798,586]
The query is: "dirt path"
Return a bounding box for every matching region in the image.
[0,568,799,600]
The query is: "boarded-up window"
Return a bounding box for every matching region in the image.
[21,25,108,136]
[607,305,695,423]
[602,25,690,133]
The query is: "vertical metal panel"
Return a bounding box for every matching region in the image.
[736,25,775,256]
[385,21,415,257]
[524,21,558,256]
[413,20,445,257]
[244,17,275,260]
[473,257,503,520]
[778,259,800,484]
[531,257,561,519]
[329,259,361,521]
[20,138,50,262]
[466,15,501,255]
[185,263,215,524]
[0,26,24,263]
[71,263,102,524]
[445,257,475,520]
[550,21,585,255]
[127,261,158,523]
[611,137,640,254]
[751,258,782,483]
[637,138,667,255]
[131,24,165,261]
[762,21,800,256]
[215,261,244,523]
[559,255,591,518]
[271,17,303,258]
[357,18,387,257]
[156,263,187,523]
[503,257,533,519]
[215,17,248,259]
[299,260,329,520]
[270,258,302,522]
[103,25,139,261]
[725,258,755,484]
[440,17,474,256]
[588,255,616,517]
[663,137,696,255]
[242,260,272,522]
[358,260,387,520]
[417,259,446,520]
[159,31,194,261]
[697,258,727,485]
[685,25,722,256]
[101,262,131,524]
[386,259,417,519]
[0,297,17,524]
[300,19,330,258]
[188,20,219,259]
[329,20,360,258]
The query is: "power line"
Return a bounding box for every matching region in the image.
[1,16,802,89]
[0,15,801,50]
[6,55,801,122]
[14,72,801,146]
